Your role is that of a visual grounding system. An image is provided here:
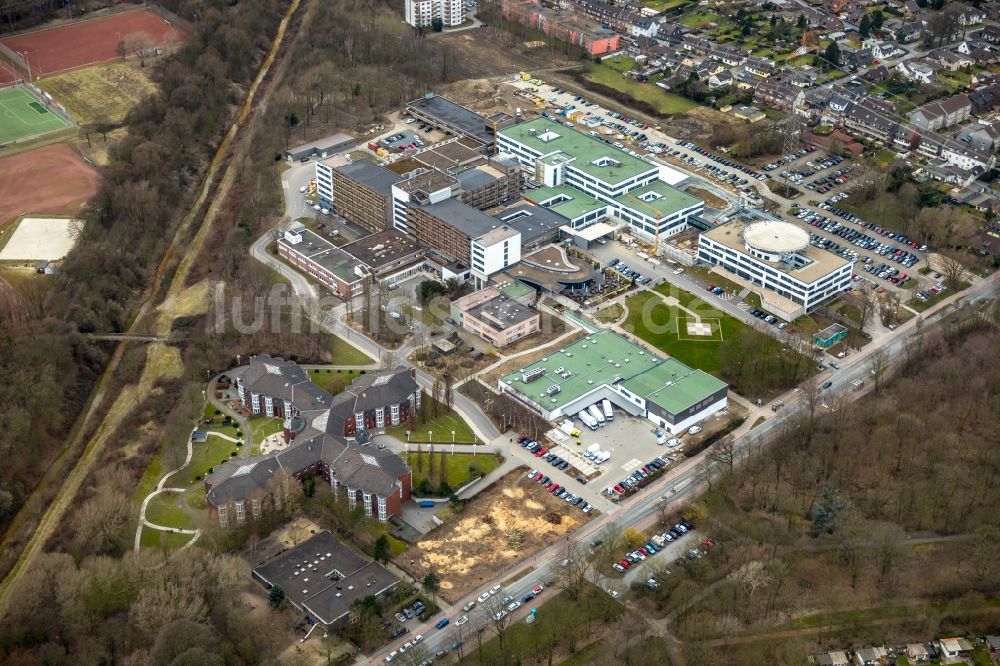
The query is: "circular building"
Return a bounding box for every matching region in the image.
[742,220,810,263]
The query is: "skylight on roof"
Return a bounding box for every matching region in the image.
[361,454,380,467]
[372,375,392,386]
[233,462,258,477]
[264,363,282,375]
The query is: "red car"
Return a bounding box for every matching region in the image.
[618,559,631,569]
[517,435,528,443]
[706,284,715,291]
[703,538,716,548]
[549,484,560,493]
[534,448,547,457]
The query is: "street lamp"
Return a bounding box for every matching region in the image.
[451,430,456,443]
[428,430,432,442]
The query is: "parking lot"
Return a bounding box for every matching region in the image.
[764,147,858,197]
[376,128,429,154]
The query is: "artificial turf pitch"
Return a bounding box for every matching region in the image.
[0,87,70,144]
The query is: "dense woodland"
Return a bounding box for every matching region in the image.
[0,0,287,577]
[636,308,1000,665]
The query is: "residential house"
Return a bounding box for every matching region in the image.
[813,651,851,666]
[754,79,803,112]
[863,38,905,60]
[843,99,900,144]
[902,0,920,16]
[940,137,996,171]
[908,95,972,131]
[865,64,890,83]
[970,83,1000,113]
[745,57,775,78]
[733,105,766,122]
[630,16,660,38]
[895,20,923,43]
[978,24,1000,44]
[985,635,1000,659]
[854,646,889,666]
[896,59,937,84]
[926,48,972,71]
[905,643,931,663]
[841,47,874,70]
[708,70,735,90]
[956,4,986,26]
[935,637,975,661]
[707,46,747,66]
[963,121,1000,152]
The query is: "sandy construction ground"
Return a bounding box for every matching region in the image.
[398,469,593,602]
[0,216,77,260]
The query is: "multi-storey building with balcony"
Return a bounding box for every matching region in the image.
[206,357,418,527]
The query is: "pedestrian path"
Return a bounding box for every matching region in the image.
[133,430,203,552]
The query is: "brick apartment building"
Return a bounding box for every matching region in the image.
[318,158,401,233]
[500,0,621,56]
[205,357,418,527]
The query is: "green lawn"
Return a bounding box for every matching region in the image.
[250,415,284,442]
[623,287,744,374]
[145,492,194,530]
[385,402,477,443]
[595,303,624,323]
[307,368,362,395]
[457,585,623,665]
[139,528,195,550]
[406,452,501,493]
[189,437,239,483]
[585,63,697,116]
[329,334,373,365]
[680,11,719,27]
[134,454,164,503]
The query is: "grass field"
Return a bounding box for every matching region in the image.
[405,451,500,492]
[0,87,71,143]
[329,333,373,364]
[595,303,624,323]
[39,62,156,124]
[386,402,477,443]
[188,436,239,483]
[623,286,744,374]
[139,528,195,550]
[144,492,194,530]
[250,415,284,442]
[307,368,362,394]
[585,63,697,115]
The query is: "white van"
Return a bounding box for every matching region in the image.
[687,425,702,436]
[601,399,613,421]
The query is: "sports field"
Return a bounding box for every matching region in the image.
[1,9,182,77]
[0,87,70,143]
[0,143,101,227]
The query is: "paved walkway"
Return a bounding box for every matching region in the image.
[133,429,202,551]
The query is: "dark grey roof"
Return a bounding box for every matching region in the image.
[466,292,538,331]
[492,202,567,246]
[407,94,494,145]
[335,160,401,196]
[417,197,508,238]
[207,364,417,506]
[252,531,399,625]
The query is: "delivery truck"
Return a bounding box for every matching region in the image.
[588,404,606,426]
[578,410,598,430]
[601,399,613,421]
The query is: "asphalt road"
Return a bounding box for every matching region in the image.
[367,271,1000,664]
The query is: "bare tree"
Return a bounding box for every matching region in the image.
[940,254,967,289]
[801,374,823,444]
[124,32,156,67]
[869,347,889,392]
[477,589,515,654]
[553,542,592,601]
[707,434,736,478]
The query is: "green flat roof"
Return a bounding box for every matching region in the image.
[525,185,607,222]
[499,117,657,186]
[496,277,535,301]
[621,358,727,415]
[613,180,702,221]
[500,330,660,411]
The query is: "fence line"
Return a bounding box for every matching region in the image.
[0,2,147,40]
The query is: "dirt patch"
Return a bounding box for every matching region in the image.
[40,62,156,124]
[397,469,591,602]
[686,187,730,211]
[0,143,101,227]
[435,31,576,80]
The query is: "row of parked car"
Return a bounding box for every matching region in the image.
[675,140,767,181]
[860,260,910,287]
[606,456,672,500]
[819,202,927,253]
[748,307,789,329]
[528,469,594,513]
[608,258,652,284]
[763,145,818,171]
[612,520,694,573]
[798,207,921,271]
[518,437,572,470]
[915,282,948,302]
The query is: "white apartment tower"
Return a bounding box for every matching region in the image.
[405,0,464,28]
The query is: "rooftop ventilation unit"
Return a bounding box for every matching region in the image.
[522,367,545,383]
[547,385,561,395]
